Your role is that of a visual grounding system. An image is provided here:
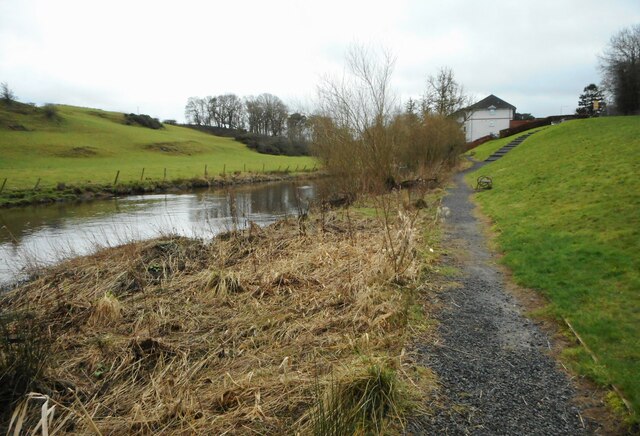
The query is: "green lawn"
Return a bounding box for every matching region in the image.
[467,117,640,421]
[0,104,315,191]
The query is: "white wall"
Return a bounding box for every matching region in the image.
[462,107,513,142]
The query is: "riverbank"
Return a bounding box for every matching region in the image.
[0,190,443,434]
[0,170,322,208]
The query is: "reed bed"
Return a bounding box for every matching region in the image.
[0,196,439,434]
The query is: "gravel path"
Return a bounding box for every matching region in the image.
[407,163,597,435]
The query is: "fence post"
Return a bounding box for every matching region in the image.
[34,178,41,190]
[204,164,208,178]
[0,178,6,193]
[140,167,145,181]
[114,170,120,185]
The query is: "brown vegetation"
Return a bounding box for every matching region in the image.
[0,193,442,434]
[312,46,465,196]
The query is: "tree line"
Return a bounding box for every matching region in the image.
[184,93,310,140]
[578,24,640,116]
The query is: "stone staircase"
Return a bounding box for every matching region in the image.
[485,131,538,162]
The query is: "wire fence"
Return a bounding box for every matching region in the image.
[0,163,319,194]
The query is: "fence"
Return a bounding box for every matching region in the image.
[0,163,318,196]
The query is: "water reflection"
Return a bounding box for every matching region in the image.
[0,181,316,285]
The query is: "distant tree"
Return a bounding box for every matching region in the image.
[576,84,606,116]
[599,24,640,115]
[286,112,308,142]
[219,94,244,129]
[405,97,418,116]
[1,82,16,104]
[245,93,288,136]
[185,97,204,125]
[514,113,535,121]
[421,67,469,117]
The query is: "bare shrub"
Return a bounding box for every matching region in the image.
[312,45,465,196]
[313,45,398,195]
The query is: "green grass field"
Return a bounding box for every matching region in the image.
[467,117,640,420]
[0,104,315,192]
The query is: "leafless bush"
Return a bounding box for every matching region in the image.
[312,45,465,196]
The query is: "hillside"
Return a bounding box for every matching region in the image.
[0,104,315,192]
[468,117,640,420]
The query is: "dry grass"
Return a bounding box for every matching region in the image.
[0,194,440,434]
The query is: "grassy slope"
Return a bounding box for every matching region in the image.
[0,104,315,190]
[468,117,640,419]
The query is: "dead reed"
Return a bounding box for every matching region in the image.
[0,194,440,434]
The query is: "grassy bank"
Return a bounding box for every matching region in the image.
[0,104,315,199]
[464,127,547,162]
[0,170,320,208]
[0,191,442,434]
[467,116,640,421]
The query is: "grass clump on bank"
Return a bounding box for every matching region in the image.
[0,191,440,434]
[467,116,640,422]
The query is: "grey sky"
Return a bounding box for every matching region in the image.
[1,0,638,121]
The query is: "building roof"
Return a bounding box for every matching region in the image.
[467,94,516,111]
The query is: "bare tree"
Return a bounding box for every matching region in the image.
[220,94,244,129]
[421,67,469,117]
[286,112,309,142]
[185,97,204,125]
[244,93,288,135]
[314,44,399,192]
[1,82,16,104]
[599,24,640,115]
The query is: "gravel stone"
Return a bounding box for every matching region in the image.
[407,163,598,435]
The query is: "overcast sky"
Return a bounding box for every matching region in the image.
[1,0,638,121]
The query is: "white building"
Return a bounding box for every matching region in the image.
[459,95,516,142]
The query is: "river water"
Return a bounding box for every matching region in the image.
[0,181,317,286]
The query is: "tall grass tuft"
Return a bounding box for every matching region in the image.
[0,310,51,418]
[310,363,402,435]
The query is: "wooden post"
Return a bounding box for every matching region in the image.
[163,168,167,181]
[0,178,6,193]
[34,178,41,190]
[140,167,145,181]
[243,163,246,172]
[204,164,208,178]
[114,170,120,185]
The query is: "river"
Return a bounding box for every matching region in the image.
[0,181,317,287]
